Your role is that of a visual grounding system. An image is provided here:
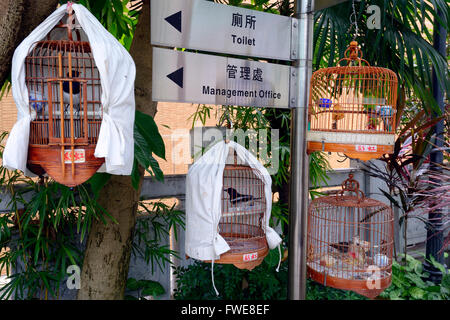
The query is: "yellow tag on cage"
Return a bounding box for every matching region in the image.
[355,145,377,152]
[64,149,86,164]
[243,252,258,262]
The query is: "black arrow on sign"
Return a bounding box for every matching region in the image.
[167,67,183,88]
[165,11,182,33]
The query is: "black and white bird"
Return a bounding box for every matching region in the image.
[63,71,81,117]
[224,187,262,206]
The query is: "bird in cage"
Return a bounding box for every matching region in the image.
[347,238,369,267]
[329,241,351,253]
[329,236,370,265]
[224,187,261,206]
[332,103,345,130]
[63,70,81,117]
[375,105,394,131]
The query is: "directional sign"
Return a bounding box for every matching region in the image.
[152,48,292,109]
[151,0,295,61]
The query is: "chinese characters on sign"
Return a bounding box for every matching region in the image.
[152,48,290,108]
[232,13,256,29]
[151,0,293,61]
[227,65,263,82]
[231,12,256,46]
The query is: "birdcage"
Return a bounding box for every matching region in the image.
[25,5,103,186]
[307,41,398,161]
[214,153,269,270]
[185,141,281,272]
[306,174,394,298]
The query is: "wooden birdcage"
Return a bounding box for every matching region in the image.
[208,149,269,270]
[306,174,394,299]
[307,41,398,161]
[26,5,104,187]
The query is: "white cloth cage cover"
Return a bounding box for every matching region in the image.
[185,140,282,262]
[2,3,135,176]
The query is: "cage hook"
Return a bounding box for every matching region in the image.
[336,173,365,201]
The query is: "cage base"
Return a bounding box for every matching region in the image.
[204,244,269,271]
[27,144,104,187]
[307,141,393,161]
[307,265,391,299]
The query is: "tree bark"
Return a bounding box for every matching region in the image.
[77,0,157,300]
[0,0,59,87]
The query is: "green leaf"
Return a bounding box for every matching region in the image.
[442,274,450,289]
[424,285,441,293]
[87,173,111,198]
[135,111,165,160]
[147,155,164,182]
[409,287,425,300]
[140,280,165,297]
[133,113,165,183]
[379,188,401,209]
[126,277,140,291]
[429,255,447,275]
[389,289,403,300]
[131,159,141,191]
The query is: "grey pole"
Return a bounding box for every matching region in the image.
[424,5,447,282]
[288,0,314,300]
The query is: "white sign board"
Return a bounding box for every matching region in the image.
[151,0,295,61]
[152,48,291,109]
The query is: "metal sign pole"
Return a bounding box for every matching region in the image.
[288,0,314,300]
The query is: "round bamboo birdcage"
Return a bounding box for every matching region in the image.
[306,174,394,299]
[205,150,269,270]
[25,5,104,187]
[307,41,398,161]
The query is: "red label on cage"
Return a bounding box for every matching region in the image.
[243,252,258,262]
[355,145,377,152]
[64,149,86,164]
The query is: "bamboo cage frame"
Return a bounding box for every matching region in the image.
[205,148,269,270]
[25,5,104,186]
[307,41,398,161]
[306,174,394,298]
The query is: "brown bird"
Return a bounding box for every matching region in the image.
[332,103,345,129]
[329,236,370,254]
[329,241,351,253]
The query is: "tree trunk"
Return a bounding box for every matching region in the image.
[77,0,157,300]
[0,0,59,87]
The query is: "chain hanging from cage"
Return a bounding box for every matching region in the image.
[347,0,359,41]
[224,106,234,130]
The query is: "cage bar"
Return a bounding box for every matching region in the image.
[205,149,269,270]
[306,42,398,161]
[25,7,104,186]
[306,174,394,298]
